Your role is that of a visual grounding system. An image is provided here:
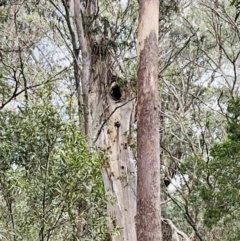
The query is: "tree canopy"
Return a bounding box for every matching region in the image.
[1,0,240,240]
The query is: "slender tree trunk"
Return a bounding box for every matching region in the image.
[74,0,91,139]
[136,0,161,241]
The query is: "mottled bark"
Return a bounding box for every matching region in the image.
[72,1,137,240]
[136,0,161,241]
[94,94,137,241]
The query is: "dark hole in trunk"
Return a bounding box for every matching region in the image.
[110,85,121,101]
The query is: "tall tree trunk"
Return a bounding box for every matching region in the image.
[136,0,161,241]
[73,1,137,240]
[74,0,91,139]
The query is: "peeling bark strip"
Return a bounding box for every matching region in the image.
[137,0,161,241]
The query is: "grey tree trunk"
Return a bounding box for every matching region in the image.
[136,0,162,240]
[74,0,91,139]
[73,1,137,240]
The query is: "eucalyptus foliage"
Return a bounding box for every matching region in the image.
[172,98,240,241]
[202,98,240,231]
[0,104,108,241]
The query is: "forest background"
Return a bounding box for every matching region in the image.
[1,0,240,240]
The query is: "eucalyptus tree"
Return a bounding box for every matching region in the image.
[60,1,139,240]
[136,0,161,240]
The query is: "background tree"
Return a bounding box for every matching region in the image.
[160,0,240,240]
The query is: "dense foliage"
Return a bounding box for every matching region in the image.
[0,101,108,241]
[203,98,240,235]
